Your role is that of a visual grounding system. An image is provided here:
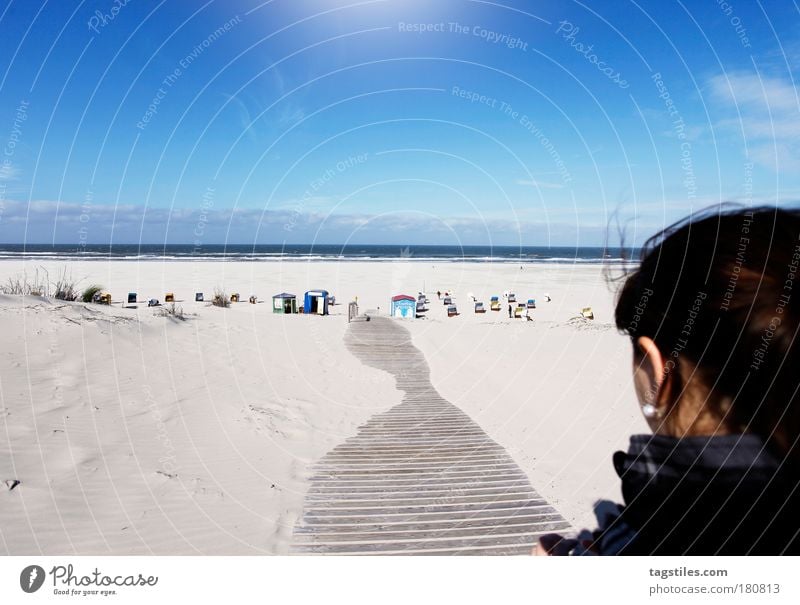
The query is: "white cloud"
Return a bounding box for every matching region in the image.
[710,72,798,112]
[0,198,622,245]
[515,179,565,189]
[708,71,800,171]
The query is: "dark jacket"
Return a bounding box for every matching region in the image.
[584,434,800,555]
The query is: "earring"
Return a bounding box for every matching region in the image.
[641,403,659,419]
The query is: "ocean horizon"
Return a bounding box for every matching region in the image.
[0,243,637,264]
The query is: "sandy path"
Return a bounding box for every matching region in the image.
[291,315,570,555]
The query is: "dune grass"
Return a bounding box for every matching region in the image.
[81,285,103,303]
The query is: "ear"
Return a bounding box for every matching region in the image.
[633,336,668,407]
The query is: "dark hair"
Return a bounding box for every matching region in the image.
[615,205,800,467]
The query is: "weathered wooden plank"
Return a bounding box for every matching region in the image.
[307,483,535,497]
[293,523,572,545]
[291,530,558,554]
[300,505,562,525]
[308,471,529,486]
[291,316,569,555]
[293,513,568,533]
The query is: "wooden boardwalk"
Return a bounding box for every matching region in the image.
[291,315,570,555]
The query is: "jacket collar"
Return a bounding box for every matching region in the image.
[614,433,782,483]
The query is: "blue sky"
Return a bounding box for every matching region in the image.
[0,0,799,246]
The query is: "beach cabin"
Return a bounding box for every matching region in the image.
[474,302,486,313]
[348,301,359,323]
[304,290,329,315]
[272,293,297,314]
[391,294,416,319]
[526,299,536,309]
[195,292,204,302]
[490,296,501,311]
[165,292,175,303]
[447,304,458,317]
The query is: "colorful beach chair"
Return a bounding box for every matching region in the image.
[490,296,501,311]
[474,302,486,313]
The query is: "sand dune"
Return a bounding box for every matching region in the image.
[0,260,646,554]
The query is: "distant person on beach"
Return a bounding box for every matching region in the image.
[508,304,512,318]
[537,206,800,555]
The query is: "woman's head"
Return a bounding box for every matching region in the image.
[615,206,800,463]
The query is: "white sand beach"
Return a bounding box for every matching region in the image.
[0,259,646,554]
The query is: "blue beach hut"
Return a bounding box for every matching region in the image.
[304,290,329,315]
[391,294,416,318]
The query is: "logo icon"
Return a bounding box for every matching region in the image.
[20,565,45,593]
